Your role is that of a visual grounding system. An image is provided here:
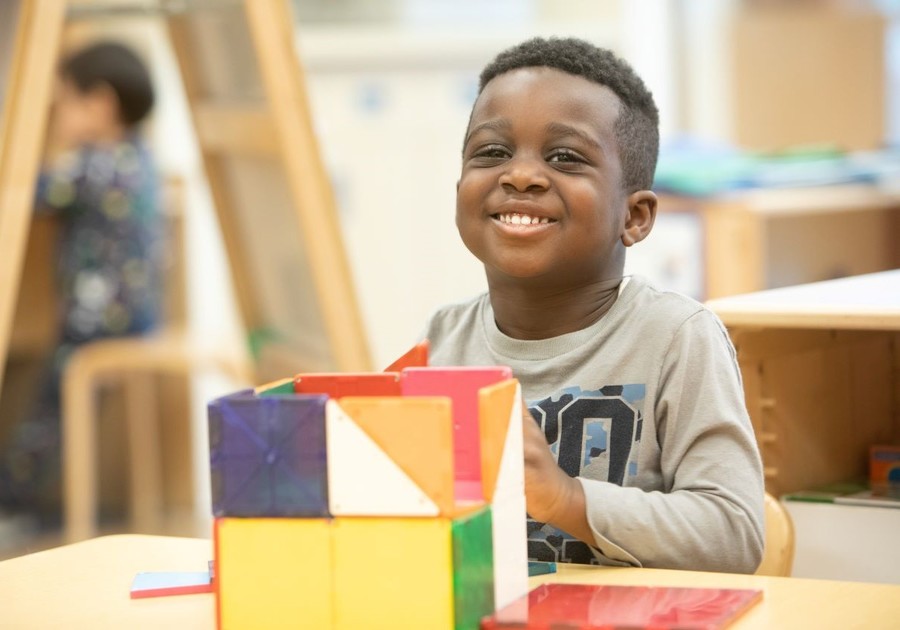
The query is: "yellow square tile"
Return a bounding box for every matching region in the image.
[333,517,454,629]
[216,518,332,629]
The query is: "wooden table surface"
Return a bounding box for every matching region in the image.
[2,534,900,629]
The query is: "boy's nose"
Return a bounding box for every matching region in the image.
[498,157,550,193]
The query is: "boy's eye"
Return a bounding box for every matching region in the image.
[547,149,584,164]
[471,144,510,161]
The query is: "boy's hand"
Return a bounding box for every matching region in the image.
[522,404,578,523]
[521,402,594,545]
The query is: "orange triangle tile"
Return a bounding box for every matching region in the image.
[478,379,519,502]
[383,340,429,372]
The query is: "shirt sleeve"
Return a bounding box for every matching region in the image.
[580,309,765,573]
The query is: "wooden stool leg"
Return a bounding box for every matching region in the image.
[125,372,163,533]
[62,362,99,543]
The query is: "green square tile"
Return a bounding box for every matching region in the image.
[452,505,495,630]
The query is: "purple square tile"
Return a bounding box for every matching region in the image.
[208,391,329,517]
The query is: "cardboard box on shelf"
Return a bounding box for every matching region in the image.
[731,5,886,151]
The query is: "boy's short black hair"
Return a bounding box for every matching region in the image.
[60,41,154,127]
[478,37,659,192]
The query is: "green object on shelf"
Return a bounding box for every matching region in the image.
[783,480,869,503]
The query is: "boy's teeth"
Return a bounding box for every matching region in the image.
[498,213,551,225]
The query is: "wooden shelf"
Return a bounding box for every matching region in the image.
[661,185,900,300]
[707,271,900,497]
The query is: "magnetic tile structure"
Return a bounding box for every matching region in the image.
[207,344,528,629]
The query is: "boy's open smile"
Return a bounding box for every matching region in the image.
[490,201,559,233]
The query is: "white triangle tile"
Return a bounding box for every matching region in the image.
[492,384,525,502]
[481,382,528,609]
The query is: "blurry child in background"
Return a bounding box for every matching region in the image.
[0,41,162,528]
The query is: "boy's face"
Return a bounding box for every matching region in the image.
[457,67,630,288]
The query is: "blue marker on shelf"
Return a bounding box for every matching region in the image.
[528,561,558,576]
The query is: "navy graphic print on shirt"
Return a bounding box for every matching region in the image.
[526,384,645,564]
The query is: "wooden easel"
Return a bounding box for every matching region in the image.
[0,0,372,399]
[0,0,67,394]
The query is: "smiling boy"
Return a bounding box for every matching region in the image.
[424,38,764,573]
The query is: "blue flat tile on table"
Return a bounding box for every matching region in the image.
[208,391,330,517]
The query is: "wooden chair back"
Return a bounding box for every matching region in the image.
[755,492,796,577]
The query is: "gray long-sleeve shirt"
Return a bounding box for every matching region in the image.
[423,275,764,574]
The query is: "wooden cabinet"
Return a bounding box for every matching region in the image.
[706,271,900,497]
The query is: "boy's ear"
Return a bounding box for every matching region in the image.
[621,190,657,247]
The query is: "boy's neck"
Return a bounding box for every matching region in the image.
[488,276,624,340]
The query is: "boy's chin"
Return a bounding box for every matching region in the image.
[484,262,556,284]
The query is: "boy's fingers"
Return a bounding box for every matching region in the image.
[521,404,558,476]
[520,408,569,523]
